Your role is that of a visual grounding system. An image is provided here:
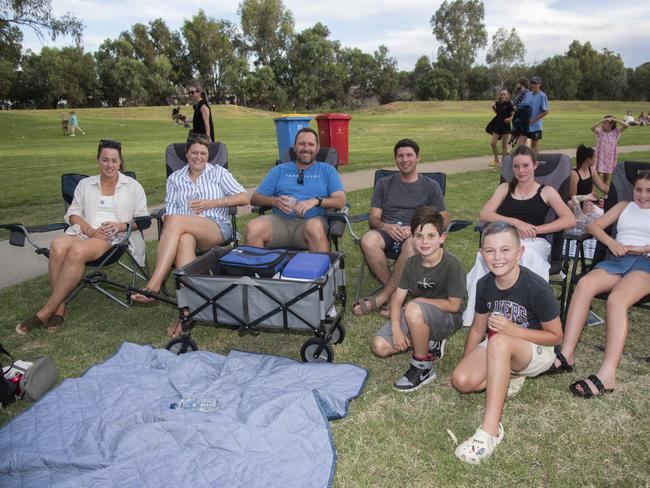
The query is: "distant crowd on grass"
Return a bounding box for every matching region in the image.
[483,75,649,169]
[18,103,650,465]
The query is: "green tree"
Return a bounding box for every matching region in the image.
[466,64,491,99]
[183,10,247,101]
[373,45,399,104]
[413,55,434,100]
[95,38,149,106]
[286,23,345,108]
[430,0,487,99]
[0,0,83,43]
[17,46,96,107]
[339,47,377,102]
[533,55,581,100]
[0,22,21,99]
[486,27,526,86]
[629,62,650,101]
[566,41,627,100]
[238,0,294,67]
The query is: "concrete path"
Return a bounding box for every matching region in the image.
[3,144,650,289]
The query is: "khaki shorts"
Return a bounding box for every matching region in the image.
[479,338,555,377]
[264,214,327,249]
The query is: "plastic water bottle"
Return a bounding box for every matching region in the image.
[392,221,403,254]
[169,398,219,412]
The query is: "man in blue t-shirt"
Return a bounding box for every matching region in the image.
[516,76,549,153]
[245,128,346,252]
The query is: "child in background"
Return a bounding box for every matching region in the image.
[60,113,69,136]
[370,207,466,392]
[451,221,563,464]
[592,115,629,185]
[69,111,85,136]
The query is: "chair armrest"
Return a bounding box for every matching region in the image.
[133,215,152,231]
[563,228,591,242]
[251,205,271,215]
[150,207,166,219]
[447,219,472,233]
[0,223,67,250]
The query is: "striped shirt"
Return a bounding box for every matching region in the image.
[165,163,245,230]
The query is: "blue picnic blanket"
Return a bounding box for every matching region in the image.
[0,342,367,487]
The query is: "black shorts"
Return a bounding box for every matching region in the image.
[526,130,543,141]
[377,229,403,258]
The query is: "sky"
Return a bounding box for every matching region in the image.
[20,0,650,70]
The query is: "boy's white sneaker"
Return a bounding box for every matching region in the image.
[455,423,504,464]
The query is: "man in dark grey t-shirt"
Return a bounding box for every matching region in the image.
[352,139,449,316]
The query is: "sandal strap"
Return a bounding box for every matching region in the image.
[570,379,594,398]
[587,375,605,393]
[556,351,569,368]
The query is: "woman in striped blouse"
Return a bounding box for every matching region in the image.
[132,135,249,333]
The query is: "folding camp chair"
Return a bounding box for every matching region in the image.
[565,160,650,316]
[346,170,471,303]
[253,146,348,252]
[476,153,573,312]
[1,172,151,308]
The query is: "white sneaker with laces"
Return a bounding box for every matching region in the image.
[455,423,504,464]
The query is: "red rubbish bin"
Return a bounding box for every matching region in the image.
[316,113,352,165]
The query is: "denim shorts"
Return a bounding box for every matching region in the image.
[595,254,650,276]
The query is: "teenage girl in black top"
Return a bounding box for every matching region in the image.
[462,145,576,325]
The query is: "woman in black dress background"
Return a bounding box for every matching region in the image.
[188,83,214,142]
[486,88,515,167]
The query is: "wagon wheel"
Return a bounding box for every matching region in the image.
[300,338,333,363]
[328,323,346,345]
[165,337,198,355]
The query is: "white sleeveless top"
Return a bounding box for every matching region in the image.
[91,195,119,228]
[616,202,650,246]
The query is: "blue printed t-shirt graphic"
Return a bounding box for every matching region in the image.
[256,162,344,219]
[488,300,529,328]
[521,90,549,132]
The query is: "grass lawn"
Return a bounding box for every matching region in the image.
[1,164,649,486]
[1,101,649,228]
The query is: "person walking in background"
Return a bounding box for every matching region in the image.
[592,115,629,185]
[188,83,214,142]
[60,113,69,136]
[485,89,515,167]
[68,111,85,136]
[516,76,548,153]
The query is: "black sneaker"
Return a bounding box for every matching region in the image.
[429,338,447,360]
[393,357,436,392]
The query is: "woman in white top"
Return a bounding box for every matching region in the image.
[131,134,249,336]
[549,170,650,398]
[16,140,148,334]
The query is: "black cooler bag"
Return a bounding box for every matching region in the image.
[219,246,290,278]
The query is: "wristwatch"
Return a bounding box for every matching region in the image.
[315,196,323,207]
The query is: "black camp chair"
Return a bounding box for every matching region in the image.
[565,160,650,316]
[475,153,573,312]
[1,172,151,308]
[345,170,471,303]
[253,146,348,252]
